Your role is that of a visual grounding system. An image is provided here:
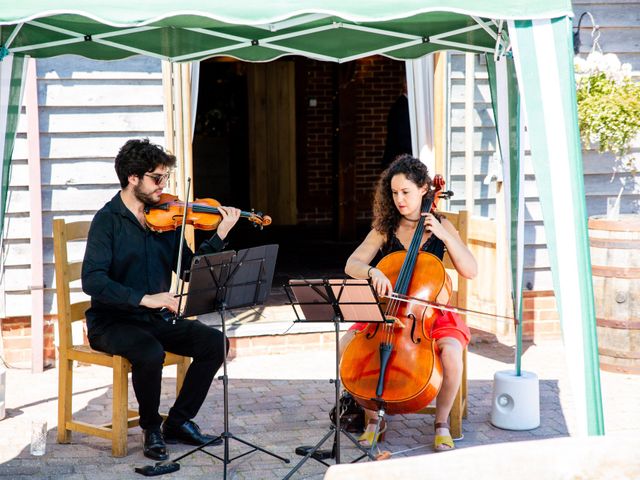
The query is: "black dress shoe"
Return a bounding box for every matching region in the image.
[142,428,168,461]
[162,420,222,446]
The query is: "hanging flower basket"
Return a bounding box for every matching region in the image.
[574,52,640,172]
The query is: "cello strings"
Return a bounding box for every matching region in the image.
[384,195,429,343]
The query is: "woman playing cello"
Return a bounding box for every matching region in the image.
[341,154,477,451]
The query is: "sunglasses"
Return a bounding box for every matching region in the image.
[144,172,171,185]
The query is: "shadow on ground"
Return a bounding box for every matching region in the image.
[0,369,568,479]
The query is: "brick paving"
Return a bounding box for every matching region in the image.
[1,334,639,479]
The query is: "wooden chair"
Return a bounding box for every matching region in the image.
[53,218,191,457]
[417,209,470,439]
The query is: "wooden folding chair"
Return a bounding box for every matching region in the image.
[417,209,470,439]
[53,218,191,457]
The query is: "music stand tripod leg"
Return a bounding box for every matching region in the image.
[169,250,289,479]
[329,317,379,462]
[283,296,377,480]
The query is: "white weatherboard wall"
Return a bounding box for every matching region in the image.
[447,0,640,293]
[573,2,640,219]
[1,55,165,318]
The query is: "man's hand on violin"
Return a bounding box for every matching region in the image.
[140,292,179,313]
[216,206,241,240]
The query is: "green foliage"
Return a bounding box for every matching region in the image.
[576,70,640,162]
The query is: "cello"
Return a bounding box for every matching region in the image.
[339,177,451,415]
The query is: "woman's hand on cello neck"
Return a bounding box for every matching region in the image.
[421,212,448,240]
[423,213,477,280]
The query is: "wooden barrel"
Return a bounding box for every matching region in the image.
[589,215,640,374]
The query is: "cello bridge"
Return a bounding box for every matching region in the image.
[384,316,405,329]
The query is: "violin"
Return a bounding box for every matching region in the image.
[144,193,272,232]
[339,176,450,415]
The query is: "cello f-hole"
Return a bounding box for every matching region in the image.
[366,324,380,339]
[408,313,421,344]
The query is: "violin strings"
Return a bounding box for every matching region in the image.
[157,199,255,220]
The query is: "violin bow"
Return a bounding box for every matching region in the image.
[171,177,192,317]
[384,292,519,325]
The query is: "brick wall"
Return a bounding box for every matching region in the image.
[466,290,561,343]
[298,61,334,223]
[298,56,406,224]
[0,316,56,368]
[522,290,561,341]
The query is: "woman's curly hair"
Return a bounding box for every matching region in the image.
[372,154,437,241]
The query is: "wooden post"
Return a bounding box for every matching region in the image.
[161,61,177,195]
[464,53,475,212]
[163,62,195,250]
[25,57,44,373]
[433,52,446,178]
[180,63,195,249]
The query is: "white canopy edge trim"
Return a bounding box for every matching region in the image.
[184,50,339,64]
[0,8,575,29]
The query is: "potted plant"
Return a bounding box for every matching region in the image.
[574,52,640,173]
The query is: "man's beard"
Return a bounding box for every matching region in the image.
[133,183,159,206]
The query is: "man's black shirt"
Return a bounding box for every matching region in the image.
[81,192,225,334]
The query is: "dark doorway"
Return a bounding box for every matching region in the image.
[192,59,355,284]
[192,61,259,254]
[192,61,249,213]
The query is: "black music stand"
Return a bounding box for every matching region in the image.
[282,278,387,479]
[141,245,289,479]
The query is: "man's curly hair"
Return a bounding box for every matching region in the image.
[372,154,437,241]
[114,138,176,188]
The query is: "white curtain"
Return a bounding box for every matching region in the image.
[405,56,435,172]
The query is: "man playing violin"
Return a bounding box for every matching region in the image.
[341,154,477,452]
[82,138,241,460]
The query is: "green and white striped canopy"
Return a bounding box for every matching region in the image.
[0,0,604,435]
[0,1,573,62]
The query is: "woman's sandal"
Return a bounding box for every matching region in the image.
[358,418,387,447]
[433,422,455,452]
